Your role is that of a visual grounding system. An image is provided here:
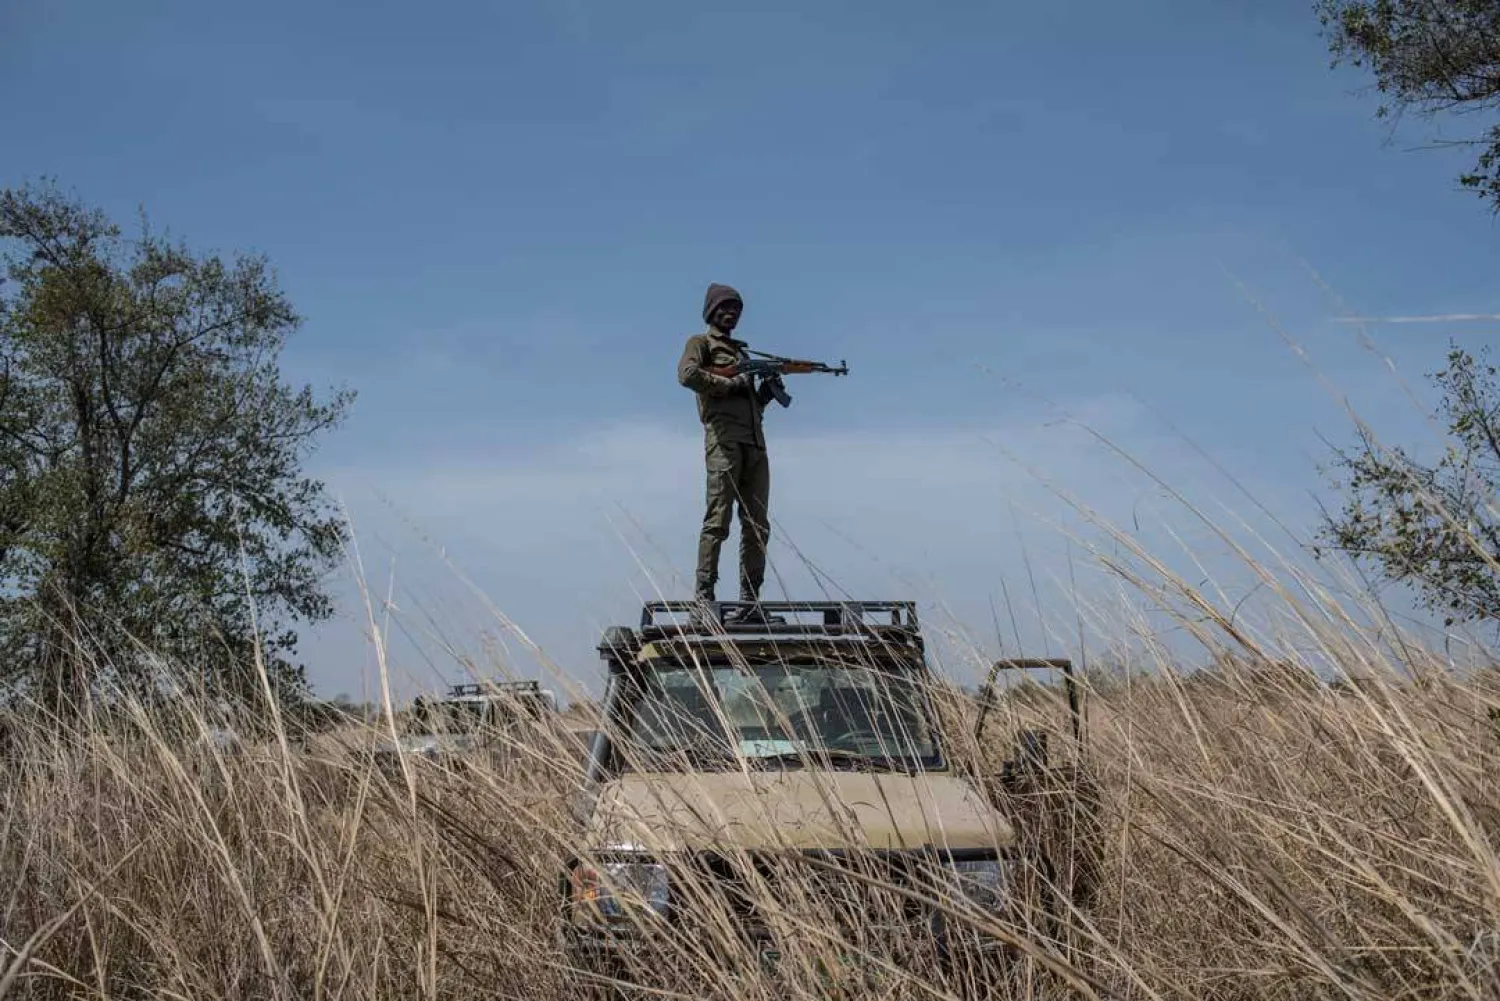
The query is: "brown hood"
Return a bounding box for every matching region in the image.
[584,769,1014,854]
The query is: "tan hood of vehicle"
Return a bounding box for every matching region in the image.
[585,770,1014,854]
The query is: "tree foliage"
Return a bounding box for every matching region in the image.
[1317,344,1500,626]
[0,180,353,714]
[1317,0,1500,210]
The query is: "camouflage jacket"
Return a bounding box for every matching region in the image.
[677,330,776,449]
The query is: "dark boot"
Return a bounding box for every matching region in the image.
[689,589,717,631]
[728,595,785,627]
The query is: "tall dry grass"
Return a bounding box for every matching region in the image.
[0,624,1496,1000]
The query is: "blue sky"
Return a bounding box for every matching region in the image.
[6,0,1500,702]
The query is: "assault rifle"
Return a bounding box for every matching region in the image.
[706,349,849,408]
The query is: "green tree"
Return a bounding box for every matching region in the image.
[1317,343,1500,626]
[0,180,353,716]
[1317,0,1500,211]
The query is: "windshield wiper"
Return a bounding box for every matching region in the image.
[644,741,738,767]
[748,749,911,773]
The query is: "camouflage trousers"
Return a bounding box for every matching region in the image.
[695,440,770,602]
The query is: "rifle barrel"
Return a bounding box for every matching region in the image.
[745,348,849,375]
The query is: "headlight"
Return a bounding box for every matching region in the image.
[569,861,670,924]
[947,858,1013,911]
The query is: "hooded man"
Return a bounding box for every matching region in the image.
[677,283,785,621]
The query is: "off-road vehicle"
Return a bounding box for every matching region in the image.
[371,678,557,774]
[558,600,1067,996]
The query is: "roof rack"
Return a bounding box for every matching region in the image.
[637,600,919,640]
[446,679,549,699]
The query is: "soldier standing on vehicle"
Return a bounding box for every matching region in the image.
[677,283,785,622]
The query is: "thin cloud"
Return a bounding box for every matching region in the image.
[1331,313,1500,324]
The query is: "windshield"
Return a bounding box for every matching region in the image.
[620,660,940,770]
